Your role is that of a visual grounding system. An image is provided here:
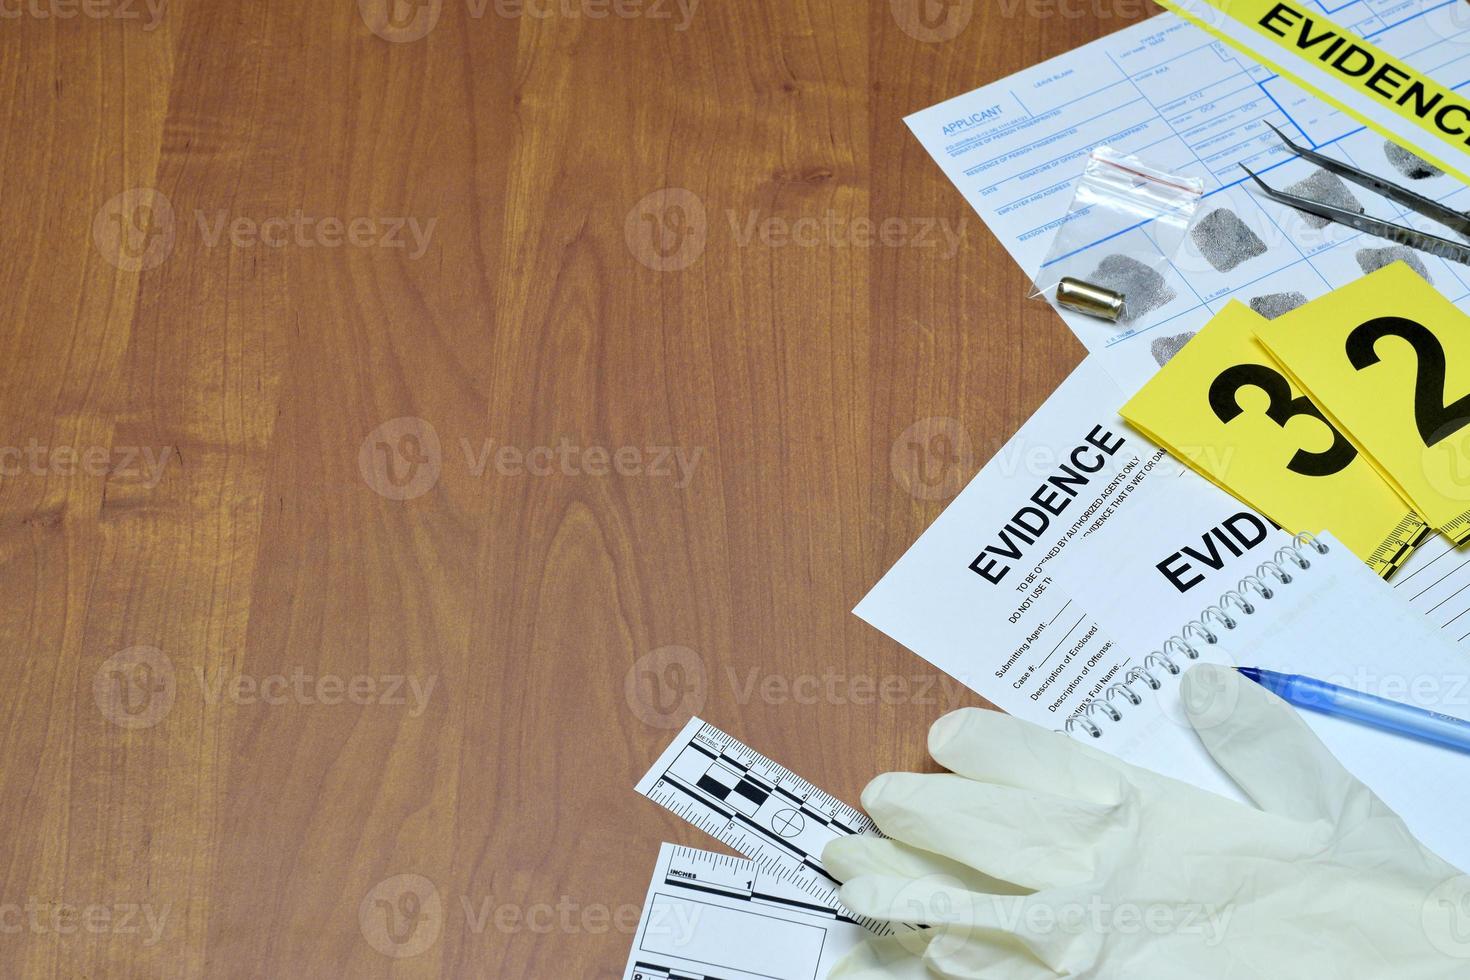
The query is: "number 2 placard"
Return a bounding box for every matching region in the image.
[1122,301,1426,577]
[1257,262,1470,546]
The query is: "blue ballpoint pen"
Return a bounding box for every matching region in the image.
[1238,667,1470,755]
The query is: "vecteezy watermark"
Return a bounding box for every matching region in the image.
[194,210,437,259]
[1421,426,1470,503]
[485,0,698,29]
[622,646,971,728]
[93,189,176,273]
[625,188,708,272]
[194,667,437,718]
[994,0,1152,18]
[359,874,645,958]
[624,645,708,729]
[0,899,171,946]
[92,189,438,271]
[1424,875,1470,958]
[357,0,443,42]
[357,0,698,43]
[1317,668,1470,710]
[360,874,445,959]
[458,893,646,937]
[726,209,967,259]
[358,418,443,501]
[0,0,166,29]
[884,876,1234,953]
[1423,0,1470,46]
[889,0,973,43]
[358,418,706,500]
[624,188,969,271]
[94,648,438,729]
[460,438,702,487]
[988,895,1235,945]
[1153,665,1470,736]
[1155,650,1243,734]
[93,646,177,730]
[890,417,976,501]
[0,440,174,488]
[725,666,967,709]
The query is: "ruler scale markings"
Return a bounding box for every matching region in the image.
[654,775,822,868]
[634,716,907,932]
[621,843,893,980]
[655,766,827,851]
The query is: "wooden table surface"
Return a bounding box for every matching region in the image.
[2,1,1156,975]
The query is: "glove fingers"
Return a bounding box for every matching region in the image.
[839,876,1068,976]
[861,773,1119,891]
[828,932,936,980]
[1182,663,1369,823]
[824,835,1028,896]
[927,708,1135,803]
[924,928,1063,980]
[839,874,1014,929]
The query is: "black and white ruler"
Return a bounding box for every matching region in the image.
[633,716,897,935]
[623,843,877,980]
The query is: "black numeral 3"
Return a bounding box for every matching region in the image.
[1208,363,1358,477]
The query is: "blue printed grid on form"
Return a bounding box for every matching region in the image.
[913,4,1470,389]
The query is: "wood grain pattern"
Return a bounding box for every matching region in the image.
[0,0,1153,974]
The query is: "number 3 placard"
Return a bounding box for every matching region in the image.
[1257,262,1470,546]
[1122,301,1426,577]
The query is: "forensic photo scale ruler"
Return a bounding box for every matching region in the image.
[633,716,899,936]
[623,843,878,980]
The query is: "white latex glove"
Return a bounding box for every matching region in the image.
[823,663,1470,979]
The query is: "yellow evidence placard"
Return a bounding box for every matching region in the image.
[1122,300,1426,576]
[1256,261,1470,545]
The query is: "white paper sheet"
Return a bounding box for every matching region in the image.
[622,844,870,980]
[1393,534,1470,647]
[854,358,1273,730]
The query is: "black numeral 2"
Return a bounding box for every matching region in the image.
[1346,316,1470,448]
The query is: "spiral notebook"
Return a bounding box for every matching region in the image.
[854,359,1470,867]
[1056,528,1470,871]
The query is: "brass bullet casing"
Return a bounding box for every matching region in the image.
[1056,277,1126,322]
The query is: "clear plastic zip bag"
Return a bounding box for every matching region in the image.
[1030,148,1204,322]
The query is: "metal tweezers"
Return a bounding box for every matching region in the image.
[1239,122,1470,266]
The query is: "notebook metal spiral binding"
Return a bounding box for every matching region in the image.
[1064,532,1330,739]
